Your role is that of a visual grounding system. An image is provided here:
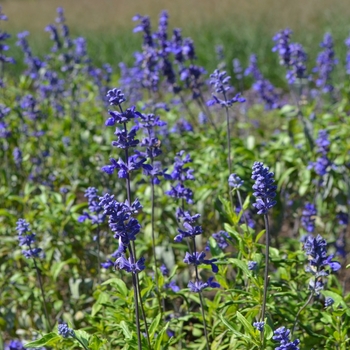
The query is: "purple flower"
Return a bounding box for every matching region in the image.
[101,260,114,269]
[315,130,330,155]
[16,219,42,259]
[253,321,264,332]
[183,251,218,273]
[303,234,341,274]
[273,326,300,350]
[115,255,145,273]
[233,58,243,80]
[245,55,279,109]
[164,280,180,292]
[175,221,202,242]
[206,230,232,251]
[228,173,244,189]
[272,28,293,66]
[207,69,245,108]
[251,162,277,215]
[345,34,350,74]
[45,24,61,52]
[325,297,334,307]
[5,340,25,350]
[301,203,317,233]
[248,261,258,271]
[188,277,220,292]
[313,33,338,93]
[58,322,75,338]
[106,106,141,126]
[337,212,348,226]
[107,88,126,106]
[160,264,169,276]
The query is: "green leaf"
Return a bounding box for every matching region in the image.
[119,321,133,340]
[255,229,266,243]
[102,278,128,297]
[220,315,250,341]
[264,323,273,340]
[149,313,162,338]
[24,333,60,348]
[236,311,254,335]
[154,323,170,350]
[75,330,90,348]
[51,258,79,281]
[228,258,250,275]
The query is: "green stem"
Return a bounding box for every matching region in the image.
[260,214,270,344]
[192,237,210,350]
[32,257,51,332]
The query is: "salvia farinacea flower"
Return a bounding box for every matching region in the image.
[325,297,334,307]
[301,203,317,233]
[245,55,279,109]
[183,251,218,273]
[313,33,338,93]
[303,234,341,274]
[272,326,300,350]
[16,219,42,259]
[58,322,75,338]
[251,162,277,215]
[207,69,245,108]
[345,34,350,74]
[205,230,232,251]
[272,28,308,84]
[253,321,264,332]
[188,277,220,293]
[248,261,258,271]
[228,173,244,189]
[115,255,146,273]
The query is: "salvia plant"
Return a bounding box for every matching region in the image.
[1,5,350,350]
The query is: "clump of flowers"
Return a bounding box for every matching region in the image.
[313,33,338,93]
[273,326,300,350]
[245,55,280,110]
[58,322,75,338]
[251,161,277,215]
[301,203,317,233]
[16,219,42,259]
[272,28,308,84]
[308,129,332,177]
[303,234,341,294]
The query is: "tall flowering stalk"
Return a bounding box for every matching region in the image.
[251,162,277,341]
[273,326,300,350]
[313,33,338,95]
[228,173,250,229]
[100,88,150,350]
[272,28,314,149]
[78,187,106,283]
[137,112,167,311]
[292,234,340,334]
[167,151,220,349]
[0,6,15,88]
[207,69,245,206]
[15,219,51,331]
[272,28,308,86]
[245,55,279,110]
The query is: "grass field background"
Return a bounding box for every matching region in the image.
[2,0,350,84]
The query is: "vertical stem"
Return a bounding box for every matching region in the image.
[96,224,101,284]
[237,190,249,230]
[120,115,150,348]
[291,291,313,336]
[32,257,51,331]
[192,238,210,350]
[223,101,234,208]
[260,214,270,343]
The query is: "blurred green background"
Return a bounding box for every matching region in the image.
[2,0,350,85]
